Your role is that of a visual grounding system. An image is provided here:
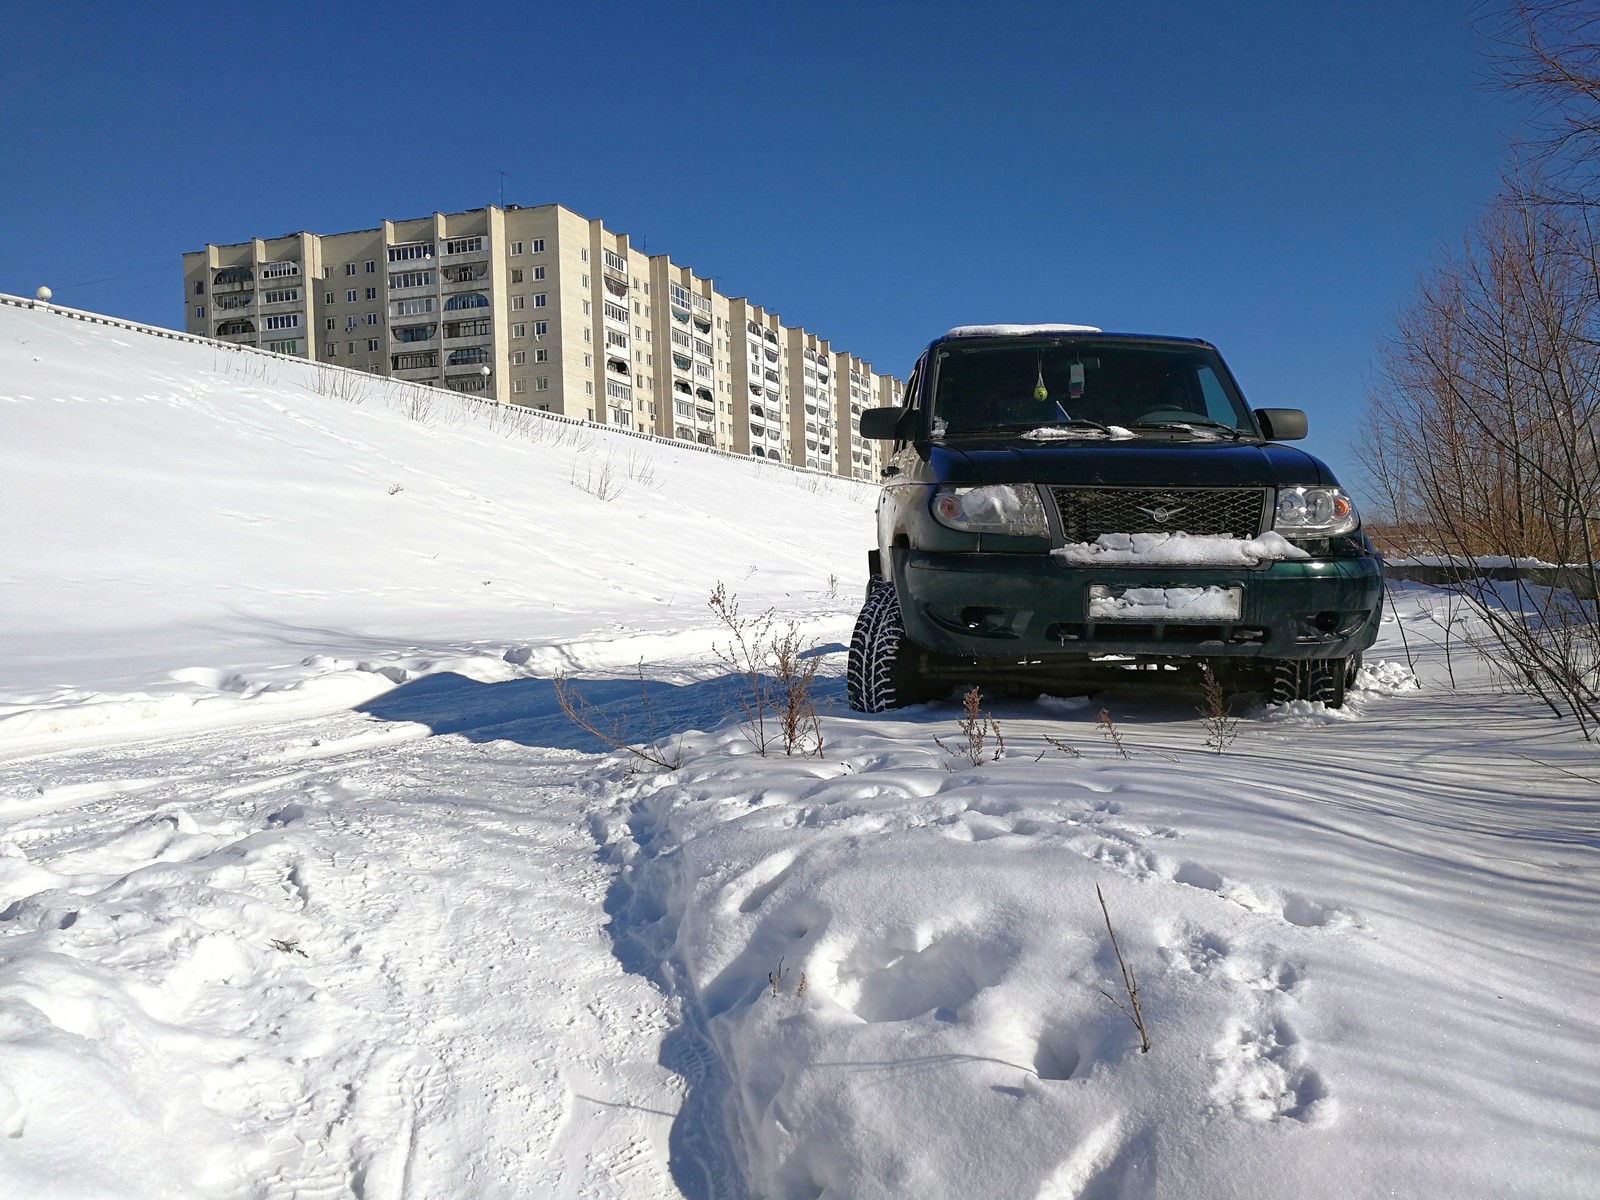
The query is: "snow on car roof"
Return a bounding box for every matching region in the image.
[942,323,1102,338]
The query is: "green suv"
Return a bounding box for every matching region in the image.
[846,325,1383,711]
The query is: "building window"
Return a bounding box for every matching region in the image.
[368,338,380,351]
[193,280,205,295]
[325,317,336,330]
[531,238,545,253]
[265,313,300,330]
[365,260,376,273]
[323,267,332,279]
[510,269,523,284]
[510,241,524,255]
[366,313,379,325]
[326,342,337,356]
[513,378,526,393]
[585,381,594,395]
[533,293,547,307]
[536,376,549,391]
[263,288,299,304]
[346,316,358,331]
[580,248,589,262]
[582,274,590,289]
[347,290,357,302]
[393,298,433,316]
[260,262,300,279]
[348,341,356,353]
[582,300,590,315]
[512,322,526,337]
[535,347,548,362]
[511,296,525,311]
[346,263,358,276]
[532,265,545,280]
[365,287,377,300]
[511,350,525,365]
[584,354,593,368]
[389,270,433,289]
[533,320,547,337]
[267,339,298,354]
[195,306,205,318]
[444,236,484,255]
[324,292,334,303]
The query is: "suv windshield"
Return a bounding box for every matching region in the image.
[929,338,1253,436]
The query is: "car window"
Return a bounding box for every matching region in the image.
[931,340,1250,433]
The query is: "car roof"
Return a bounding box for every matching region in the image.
[929,329,1216,353]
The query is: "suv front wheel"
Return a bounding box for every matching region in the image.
[1268,656,1355,708]
[847,582,942,712]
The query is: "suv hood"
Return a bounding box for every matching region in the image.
[927,438,1335,489]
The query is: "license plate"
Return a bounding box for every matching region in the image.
[1087,584,1242,622]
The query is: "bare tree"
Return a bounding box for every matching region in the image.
[1364,189,1600,734]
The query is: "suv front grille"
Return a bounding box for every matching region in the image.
[1050,486,1268,542]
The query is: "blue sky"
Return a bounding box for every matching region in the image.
[3,2,1522,492]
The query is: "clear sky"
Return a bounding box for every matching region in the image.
[2,1,1523,493]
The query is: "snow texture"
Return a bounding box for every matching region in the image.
[1088,584,1243,621]
[2,301,1598,1200]
[1054,530,1313,566]
[942,323,1102,337]
[1021,424,1137,441]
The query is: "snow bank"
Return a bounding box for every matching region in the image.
[0,302,870,748]
[596,650,1600,1197]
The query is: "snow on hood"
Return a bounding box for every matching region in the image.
[1053,531,1311,566]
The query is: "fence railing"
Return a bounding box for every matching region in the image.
[0,292,876,488]
[1384,561,1598,601]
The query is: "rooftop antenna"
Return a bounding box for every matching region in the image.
[498,171,509,209]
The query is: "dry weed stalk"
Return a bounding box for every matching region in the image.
[553,664,682,771]
[1096,709,1130,759]
[767,957,789,998]
[1095,884,1151,1053]
[709,583,824,758]
[934,687,1005,766]
[1034,734,1082,762]
[1196,664,1240,754]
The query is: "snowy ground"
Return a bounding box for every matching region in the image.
[2,303,1597,1198]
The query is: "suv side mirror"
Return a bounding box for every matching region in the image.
[1254,408,1307,441]
[860,406,911,440]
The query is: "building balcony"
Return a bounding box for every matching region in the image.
[440,238,489,260]
[214,292,255,311]
[392,323,440,346]
[391,350,439,372]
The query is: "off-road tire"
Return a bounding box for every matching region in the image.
[847,582,938,712]
[1269,657,1348,708]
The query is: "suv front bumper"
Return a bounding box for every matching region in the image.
[893,547,1383,662]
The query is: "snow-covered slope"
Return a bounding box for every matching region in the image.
[1,301,872,748]
[2,302,1597,1200]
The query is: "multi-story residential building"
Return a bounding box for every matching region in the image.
[182,203,897,479]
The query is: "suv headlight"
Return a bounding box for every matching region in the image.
[931,484,1049,536]
[1274,486,1359,537]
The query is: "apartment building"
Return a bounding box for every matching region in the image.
[182,203,898,480]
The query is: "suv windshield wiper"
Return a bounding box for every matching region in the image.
[1019,418,1121,439]
[1129,418,1245,440]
